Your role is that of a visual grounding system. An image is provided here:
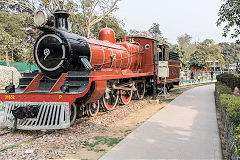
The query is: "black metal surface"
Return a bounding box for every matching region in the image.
[53,10,70,31]
[36,36,64,69]
[169,51,179,60]
[38,77,57,91]
[12,105,40,119]
[5,83,15,93]
[34,29,91,78]
[16,72,39,93]
[65,71,90,93]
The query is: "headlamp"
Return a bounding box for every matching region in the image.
[34,10,54,27]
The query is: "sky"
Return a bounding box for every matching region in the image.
[113,0,235,44]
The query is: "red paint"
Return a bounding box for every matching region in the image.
[120,90,131,104]
[103,98,114,109]
[99,28,115,43]
[85,80,107,104]
[23,73,43,93]
[49,73,68,93]
[0,79,92,105]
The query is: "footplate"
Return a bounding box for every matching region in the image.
[3,101,70,130]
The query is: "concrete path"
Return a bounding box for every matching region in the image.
[101,84,222,160]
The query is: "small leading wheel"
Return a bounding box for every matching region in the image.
[101,89,119,111]
[135,80,146,100]
[70,103,77,126]
[119,89,133,105]
[87,101,100,117]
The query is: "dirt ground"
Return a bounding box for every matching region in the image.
[63,85,199,160]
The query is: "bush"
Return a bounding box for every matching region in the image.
[216,73,236,91]
[234,126,240,154]
[220,94,237,109]
[235,74,240,90]
[220,94,240,125]
[215,81,233,95]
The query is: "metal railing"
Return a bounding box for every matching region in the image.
[180,70,231,84]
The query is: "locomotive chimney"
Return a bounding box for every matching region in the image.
[54,10,70,31]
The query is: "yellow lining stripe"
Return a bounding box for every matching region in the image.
[162,78,180,82]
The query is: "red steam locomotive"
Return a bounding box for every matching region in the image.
[0,10,180,130]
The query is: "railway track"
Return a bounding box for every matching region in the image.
[0,130,11,136]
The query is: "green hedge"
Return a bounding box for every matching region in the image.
[220,94,240,125]
[216,73,240,91]
[215,81,233,95]
[216,73,237,91]
[216,81,240,125]
[216,79,240,156]
[235,126,240,154]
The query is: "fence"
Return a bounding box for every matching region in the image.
[0,62,39,73]
[181,70,230,84]
[215,89,240,160]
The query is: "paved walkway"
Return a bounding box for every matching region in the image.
[101,84,222,160]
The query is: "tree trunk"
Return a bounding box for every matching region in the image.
[86,26,91,38]
[11,50,14,67]
[5,50,9,66]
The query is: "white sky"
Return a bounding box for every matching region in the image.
[114,0,235,44]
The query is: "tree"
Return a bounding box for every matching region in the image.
[170,44,185,66]
[91,15,126,39]
[148,23,162,39]
[177,34,192,47]
[189,50,207,69]
[189,39,224,69]
[217,0,240,41]
[0,0,66,13]
[79,0,119,37]
[177,34,197,64]
[198,39,224,65]
[219,42,240,66]
[0,11,36,62]
[0,0,37,13]
[128,29,140,36]
[0,27,24,63]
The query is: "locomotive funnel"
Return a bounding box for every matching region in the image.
[54,10,70,31]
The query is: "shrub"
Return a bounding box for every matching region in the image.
[217,73,235,81]
[215,81,233,95]
[217,73,236,90]
[234,126,240,154]
[220,94,240,125]
[235,74,240,90]
[220,94,237,109]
